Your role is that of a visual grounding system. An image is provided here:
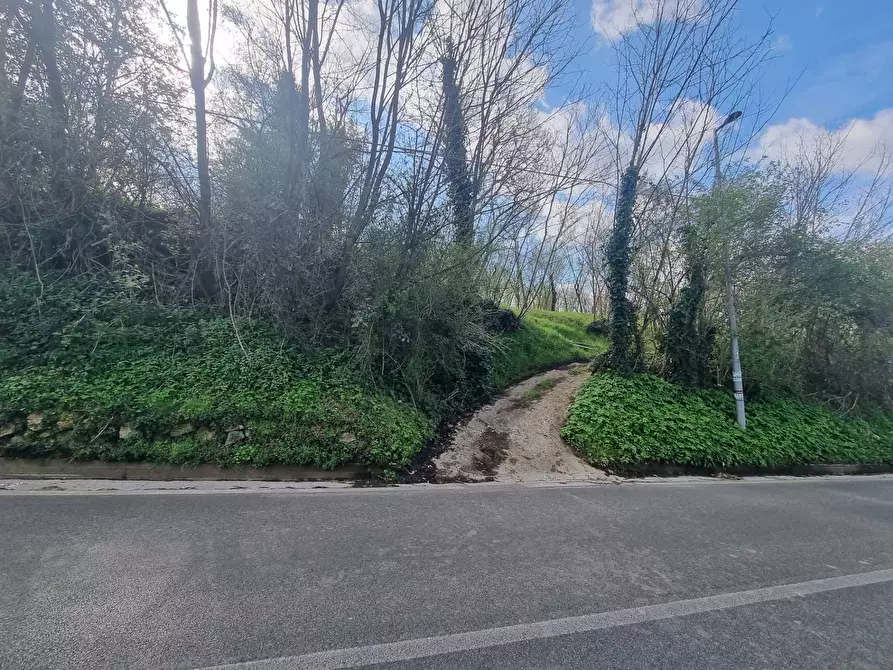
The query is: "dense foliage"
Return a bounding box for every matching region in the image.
[734,234,893,410]
[634,170,893,413]
[0,273,432,469]
[0,272,598,468]
[663,222,713,388]
[563,373,893,470]
[685,175,893,410]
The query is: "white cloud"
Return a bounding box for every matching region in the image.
[771,34,793,53]
[755,109,893,176]
[327,0,379,64]
[635,99,718,181]
[536,97,721,185]
[591,0,703,42]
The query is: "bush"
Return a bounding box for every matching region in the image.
[562,373,893,469]
[586,318,608,336]
[482,301,522,333]
[347,254,496,419]
[0,272,431,469]
[727,226,893,410]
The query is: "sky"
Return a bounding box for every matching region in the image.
[172,0,893,181]
[190,0,893,131]
[570,0,893,174]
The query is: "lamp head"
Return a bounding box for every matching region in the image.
[718,111,743,130]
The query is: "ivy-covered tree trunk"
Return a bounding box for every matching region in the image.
[602,165,641,372]
[664,224,714,386]
[441,45,474,246]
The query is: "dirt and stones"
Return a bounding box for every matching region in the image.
[434,365,616,484]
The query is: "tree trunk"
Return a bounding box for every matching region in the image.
[0,2,22,101]
[603,165,640,371]
[186,0,211,239]
[441,44,474,246]
[549,273,558,311]
[33,0,67,144]
[287,0,314,212]
[87,0,123,183]
[5,34,34,125]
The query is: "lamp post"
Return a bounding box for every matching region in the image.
[713,111,746,430]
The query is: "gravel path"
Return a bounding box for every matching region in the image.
[434,365,616,483]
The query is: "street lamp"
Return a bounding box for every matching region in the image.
[713,110,746,430]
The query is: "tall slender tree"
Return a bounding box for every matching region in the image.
[440,40,474,246]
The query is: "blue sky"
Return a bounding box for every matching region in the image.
[753,0,893,126]
[561,0,893,157]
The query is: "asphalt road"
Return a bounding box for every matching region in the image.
[2,477,893,669]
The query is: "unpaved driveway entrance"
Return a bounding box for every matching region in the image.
[435,365,615,483]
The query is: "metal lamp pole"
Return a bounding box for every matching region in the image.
[713,111,746,430]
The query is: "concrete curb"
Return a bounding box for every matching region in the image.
[0,458,373,481]
[4,457,890,484]
[606,462,893,478]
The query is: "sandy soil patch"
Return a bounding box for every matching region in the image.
[434,365,616,483]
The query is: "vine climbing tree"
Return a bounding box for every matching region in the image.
[441,42,474,246]
[602,165,642,372]
[664,221,714,386]
[597,0,769,374]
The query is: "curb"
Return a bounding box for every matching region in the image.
[0,458,373,481]
[605,462,893,478]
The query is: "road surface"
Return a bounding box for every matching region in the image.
[2,477,892,669]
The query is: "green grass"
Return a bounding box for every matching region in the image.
[491,310,607,389]
[0,272,603,470]
[520,378,558,402]
[562,373,893,470]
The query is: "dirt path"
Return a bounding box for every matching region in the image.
[434,365,615,483]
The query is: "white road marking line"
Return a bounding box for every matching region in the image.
[201,568,893,669]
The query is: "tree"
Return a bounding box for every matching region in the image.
[602,166,640,369]
[700,169,893,410]
[1,0,185,274]
[440,40,473,246]
[597,0,773,372]
[161,0,217,248]
[664,200,712,386]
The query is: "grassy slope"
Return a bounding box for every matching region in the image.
[491,310,606,389]
[0,274,600,469]
[0,274,432,469]
[562,373,893,470]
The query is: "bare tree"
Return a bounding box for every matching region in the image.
[778,128,893,242]
[323,0,433,312]
[598,0,773,371]
[161,0,217,242]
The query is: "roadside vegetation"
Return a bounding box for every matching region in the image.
[492,311,605,388]
[0,0,890,476]
[563,374,893,472]
[0,273,600,469]
[0,272,430,469]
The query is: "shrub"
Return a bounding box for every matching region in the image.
[482,301,522,333]
[586,318,608,336]
[0,272,431,469]
[347,256,496,419]
[562,373,893,469]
